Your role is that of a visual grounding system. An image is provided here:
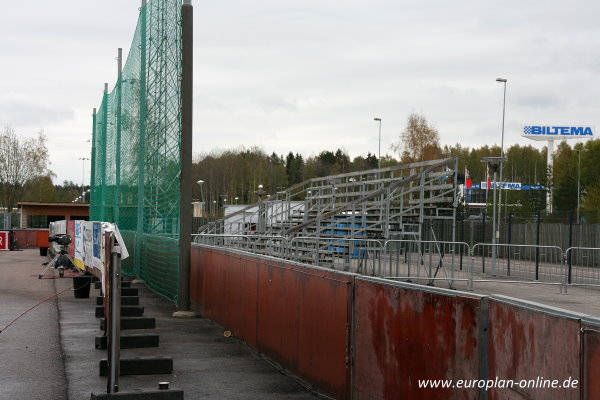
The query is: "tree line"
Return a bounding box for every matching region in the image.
[2,115,599,216]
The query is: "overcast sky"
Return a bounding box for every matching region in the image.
[1,0,598,184]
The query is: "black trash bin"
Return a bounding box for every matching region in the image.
[73,275,92,298]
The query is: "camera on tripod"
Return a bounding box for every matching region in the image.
[39,234,74,278]
[48,234,72,247]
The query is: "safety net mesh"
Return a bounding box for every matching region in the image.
[90,0,182,302]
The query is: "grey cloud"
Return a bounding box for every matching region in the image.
[0,99,74,128]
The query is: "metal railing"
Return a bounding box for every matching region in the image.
[382,240,471,289]
[192,234,600,293]
[471,243,566,293]
[566,247,600,287]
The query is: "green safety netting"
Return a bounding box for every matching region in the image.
[90,0,183,302]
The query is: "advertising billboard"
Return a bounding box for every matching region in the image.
[522,125,594,141]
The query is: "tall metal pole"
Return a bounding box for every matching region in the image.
[176,0,193,314]
[576,149,588,223]
[100,83,109,221]
[91,108,97,208]
[546,139,554,213]
[374,117,382,169]
[114,48,123,224]
[135,0,148,278]
[491,169,498,275]
[496,78,507,240]
[78,157,89,198]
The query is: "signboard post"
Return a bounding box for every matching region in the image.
[522,125,595,213]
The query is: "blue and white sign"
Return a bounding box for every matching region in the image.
[480,182,522,190]
[470,183,545,191]
[522,125,594,141]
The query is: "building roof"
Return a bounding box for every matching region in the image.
[17,202,89,207]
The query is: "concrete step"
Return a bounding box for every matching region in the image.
[96,296,139,306]
[97,287,138,297]
[95,333,159,349]
[94,280,131,289]
[99,356,173,376]
[96,306,144,318]
[121,287,138,296]
[100,317,155,330]
[91,389,183,400]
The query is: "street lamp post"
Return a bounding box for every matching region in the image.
[220,195,228,210]
[78,157,90,200]
[576,149,589,223]
[256,184,265,201]
[483,156,507,274]
[196,179,205,201]
[496,78,507,236]
[374,117,382,169]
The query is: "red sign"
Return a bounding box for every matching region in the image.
[0,231,9,251]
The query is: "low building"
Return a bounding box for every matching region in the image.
[17,202,89,229]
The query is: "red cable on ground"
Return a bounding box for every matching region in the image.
[0,285,74,333]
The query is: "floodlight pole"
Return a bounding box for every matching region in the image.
[483,157,506,275]
[176,0,193,314]
[79,157,90,202]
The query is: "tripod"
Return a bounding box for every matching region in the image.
[39,245,76,278]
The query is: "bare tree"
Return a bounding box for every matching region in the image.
[0,126,51,211]
[392,113,441,163]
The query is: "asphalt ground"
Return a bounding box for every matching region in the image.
[1,249,319,399]
[0,249,68,400]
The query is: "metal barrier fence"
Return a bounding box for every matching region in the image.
[382,240,471,289]
[287,237,385,274]
[566,247,600,287]
[471,243,567,293]
[193,234,600,292]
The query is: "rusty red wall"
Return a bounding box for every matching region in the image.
[191,245,352,400]
[582,319,600,399]
[12,229,45,248]
[190,245,593,400]
[488,299,581,400]
[352,277,482,400]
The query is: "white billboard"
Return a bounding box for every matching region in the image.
[522,125,594,141]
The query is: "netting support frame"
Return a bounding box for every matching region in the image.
[134,2,148,279]
[177,0,193,312]
[114,48,123,225]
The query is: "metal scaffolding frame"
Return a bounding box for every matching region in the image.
[197,158,459,270]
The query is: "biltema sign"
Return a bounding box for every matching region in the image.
[480,182,522,190]
[522,125,594,140]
